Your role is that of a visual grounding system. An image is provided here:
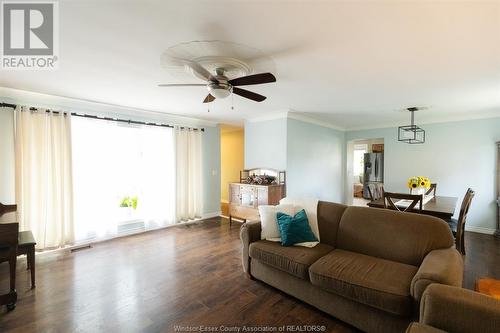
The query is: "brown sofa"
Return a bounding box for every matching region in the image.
[240,201,464,333]
[406,284,500,333]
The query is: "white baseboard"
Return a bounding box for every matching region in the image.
[465,226,496,235]
[202,211,222,219]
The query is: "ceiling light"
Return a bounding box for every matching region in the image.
[398,107,425,144]
[207,82,232,99]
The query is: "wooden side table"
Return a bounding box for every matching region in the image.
[18,231,36,289]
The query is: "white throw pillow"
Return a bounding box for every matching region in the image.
[259,204,295,241]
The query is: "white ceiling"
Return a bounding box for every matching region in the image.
[1,0,499,130]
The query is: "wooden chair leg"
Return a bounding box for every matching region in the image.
[28,246,35,288]
[9,256,16,293]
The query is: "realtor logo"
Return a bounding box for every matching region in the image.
[1,1,59,69]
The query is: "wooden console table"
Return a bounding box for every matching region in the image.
[228,168,286,223]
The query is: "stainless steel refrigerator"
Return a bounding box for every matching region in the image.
[363,152,384,199]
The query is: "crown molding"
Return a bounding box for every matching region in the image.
[244,110,289,123]
[244,109,346,131]
[0,86,218,127]
[287,112,345,131]
[345,110,500,132]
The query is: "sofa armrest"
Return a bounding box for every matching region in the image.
[411,248,463,302]
[419,284,500,333]
[405,322,447,333]
[240,221,261,274]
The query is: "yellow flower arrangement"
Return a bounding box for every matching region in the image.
[407,176,431,189]
[407,177,419,189]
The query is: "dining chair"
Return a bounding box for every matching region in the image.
[0,203,36,288]
[383,191,423,213]
[0,203,17,216]
[447,188,475,255]
[426,183,437,196]
[0,222,19,310]
[367,183,384,201]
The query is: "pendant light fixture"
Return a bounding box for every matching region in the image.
[398,107,425,144]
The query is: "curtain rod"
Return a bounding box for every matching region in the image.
[0,102,204,132]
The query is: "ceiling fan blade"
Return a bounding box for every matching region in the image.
[203,94,215,103]
[229,73,276,86]
[232,87,266,102]
[158,84,206,87]
[183,60,216,82]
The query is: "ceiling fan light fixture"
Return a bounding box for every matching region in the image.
[398,107,426,144]
[207,82,232,99]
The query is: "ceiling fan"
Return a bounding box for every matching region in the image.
[158,60,276,103]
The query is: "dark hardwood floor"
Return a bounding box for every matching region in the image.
[0,217,499,333]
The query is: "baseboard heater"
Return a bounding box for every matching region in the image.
[71,244,92,252]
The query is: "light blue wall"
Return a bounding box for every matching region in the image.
[202,126,221,215]
[287,118,345,202]
[346,117,500,232]
[0,108,15,203]
[244,116,345,203]
[244,118,287,170]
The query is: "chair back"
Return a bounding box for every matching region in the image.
[0,223,19,262]
[455,188,475,246]
[367,183,384,201]
[0,202,20,262]
[383,191,423,212]
[426,183,437,196]
[0,203,17,216]
[0,223,19,247]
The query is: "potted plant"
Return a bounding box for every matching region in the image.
[118,195,139,220]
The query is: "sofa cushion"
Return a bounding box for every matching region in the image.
[309,249,418,316]
[336,206,454,266]
[317,201,348,247]
[249,240,334,280]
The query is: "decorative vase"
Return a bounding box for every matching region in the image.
[411,187,426,196]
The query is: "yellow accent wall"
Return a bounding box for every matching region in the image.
[220,129,244,202]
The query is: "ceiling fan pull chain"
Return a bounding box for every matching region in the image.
[231,92,234,110]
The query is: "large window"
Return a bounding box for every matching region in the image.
[71,117,175,242]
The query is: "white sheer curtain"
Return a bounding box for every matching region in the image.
[175,128,202,222]
[71,117,175,242]
[15,106,74,250]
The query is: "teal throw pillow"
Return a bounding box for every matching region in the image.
[276,209,318,246]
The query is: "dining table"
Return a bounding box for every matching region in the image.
[367,195,458,220]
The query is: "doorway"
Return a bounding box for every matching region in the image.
[220,125,244,217]
[346,138,384,206]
